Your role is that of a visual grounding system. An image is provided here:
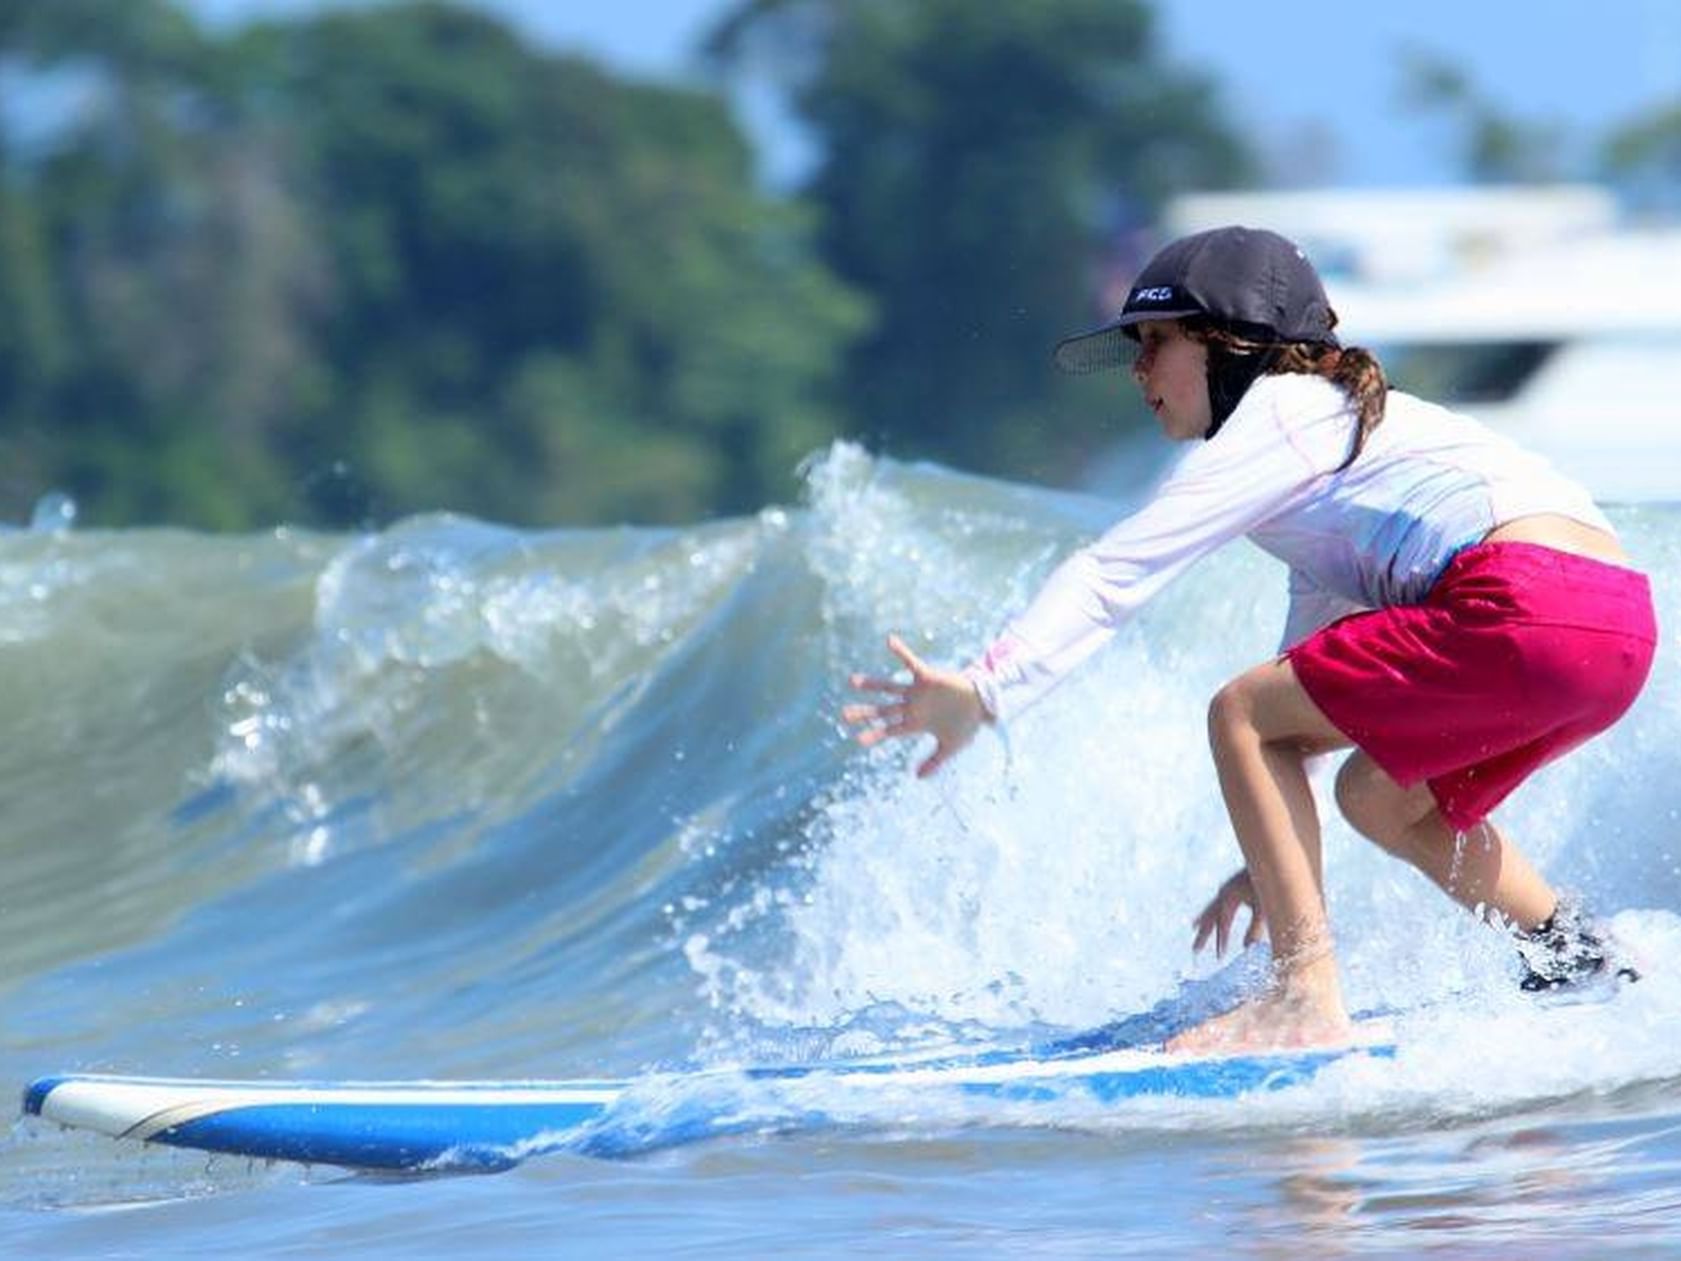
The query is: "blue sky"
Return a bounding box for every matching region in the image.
[186,0,1681,189]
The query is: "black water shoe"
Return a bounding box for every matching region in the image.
[1516,900,1639,992]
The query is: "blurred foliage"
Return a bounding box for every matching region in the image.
[1398,47,1681,215]
[706,0,1251,483]
[0,0,867,528]
[0,0,1264,529]
[1602,98,1681,215]
[1397,48,1568,184]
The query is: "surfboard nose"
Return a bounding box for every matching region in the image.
[22,1075,68,1118]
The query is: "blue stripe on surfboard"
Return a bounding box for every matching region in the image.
[152,1099,609,1171]
[961,1045,1394,1104]
[576,1046,1398,1159]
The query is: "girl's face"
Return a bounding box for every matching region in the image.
[1130,319,1210,441]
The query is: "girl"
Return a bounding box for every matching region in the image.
[843,225,1657,1052]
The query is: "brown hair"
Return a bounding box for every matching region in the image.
[1191,318,1388,471]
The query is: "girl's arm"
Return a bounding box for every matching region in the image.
[970,395,1333,722]
[844,380,1347,771]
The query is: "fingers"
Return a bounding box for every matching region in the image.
[1192,910,1216,954]
[846,635,921,705]
[848,672,909,698]
[843,635,923,744]
[840,701,905,727]
[885,633,928,678]
[1191,896,1228,954]
[842,695,919,752]
[851,634,936,695]
[856,720,917,748]
[1190,880,1255,958]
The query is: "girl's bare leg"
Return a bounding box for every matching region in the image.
[1168,659,1357,1052]
[1333,753,1556,930]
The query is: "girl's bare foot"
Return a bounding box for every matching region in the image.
[1165,957,1351,1054]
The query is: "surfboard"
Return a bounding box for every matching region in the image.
[22,1032,1393,1172]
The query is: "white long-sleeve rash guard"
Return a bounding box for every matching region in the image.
[965,373,1612,723]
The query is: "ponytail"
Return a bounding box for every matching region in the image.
[1190,319,1389,470]
[1317,343,1388,471]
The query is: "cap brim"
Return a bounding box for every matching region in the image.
[1052,308,1203,374]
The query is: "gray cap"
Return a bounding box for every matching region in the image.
[1055,226,1339,373]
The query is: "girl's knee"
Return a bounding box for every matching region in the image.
[1206,677,1256,747]
[1333,755,1382,836]
[1207,659,1348,756]
[1335,753,1435,843]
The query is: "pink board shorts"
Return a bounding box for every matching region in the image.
[1288,541,1658,832]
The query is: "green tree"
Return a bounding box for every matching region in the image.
[706,0,1253,483]
[0,170,66,419]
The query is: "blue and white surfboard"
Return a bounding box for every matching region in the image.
[22,1030,1393,1172]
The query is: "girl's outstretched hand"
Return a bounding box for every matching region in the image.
[842,634,986,778]
[1192,868,1267,957]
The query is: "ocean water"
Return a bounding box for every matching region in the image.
[4,443,1681,1258]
